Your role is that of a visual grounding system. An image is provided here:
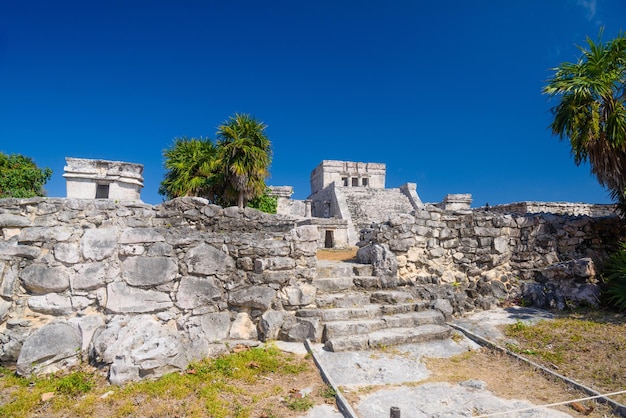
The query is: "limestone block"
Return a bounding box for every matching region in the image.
[493,237,509,254]
[16,322,82,377]
[147,242,174,257]
[20,264,70,294]
[254,257,296,273]
[229,312,258,340]
[19,226,73,242]
[28,294,73,315]
[185,242,235,276]
[2,242,40,263]
[92,315,189,385]
[122,256,178,287]
[291,225,319,242]
[81,228,118,261]
[106,282,173,313]
[54,243,80,264]
[72,262,110,291]
[67,315,105,354]
[228,287,276,310]
[0,214,31,227]
[258,310,285,341]
[175,276,222,310]
[279,283,316,307]
[71,295,95,311]
[0,299,11,323]
[0,262,18,298]
[199,312,232,341]
[119,228,165,244]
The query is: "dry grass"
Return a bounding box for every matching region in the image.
[316,247,358,261]
[423,348,617,417]
[504,309,626,406]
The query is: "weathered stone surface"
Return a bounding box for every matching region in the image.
[71,262,110,291]
[199,312,232,342]
[0,214,31,227]
[175,276,223,310]
[28,294,73,315]
[92,315,189,385]
[186,242,235,276]
[228,287,276,310]
[0,241,40,259]
[280,283,316,307]
[0,298,11,323]
[54,242,80,264]
[228,312,258,339]
[68,315,106,354]
[259,310,285,341]
[119,228,165,244]
[16,322,81,376]
[541,258,596,281]
[122,256,178,287]
[19,226,73,242]
[21,264,70,294]
[106,282,172,313]
[0,262,18,298]
[81,228,118,261]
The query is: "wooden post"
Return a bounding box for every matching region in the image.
[390,406,401,418]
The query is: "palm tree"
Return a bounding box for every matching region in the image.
[216,113,272,208]
[543,30,626,210]
[159,137,221,201]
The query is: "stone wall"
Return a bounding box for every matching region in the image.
[359,205,626,312]
[0,197,319,384]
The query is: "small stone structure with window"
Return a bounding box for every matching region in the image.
[63,157,144,201]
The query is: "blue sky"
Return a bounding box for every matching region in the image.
[1,0,625,206]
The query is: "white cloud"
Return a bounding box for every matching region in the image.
[577,0,598,20]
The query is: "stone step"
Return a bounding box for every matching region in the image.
[370,290,418,304]
[315,292,370,308]
[322,310,445,340]
[324,323,452,352]
[296,302,426,322]
[312,277,354,293]
[316,260,355,279]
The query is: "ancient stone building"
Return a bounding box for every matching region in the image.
[63,157,144,201]
[307,160,424,243]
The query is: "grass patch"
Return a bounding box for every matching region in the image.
[504,309,626,404]
[0,344,329,417]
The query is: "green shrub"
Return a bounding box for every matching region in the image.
[602,242,626,310]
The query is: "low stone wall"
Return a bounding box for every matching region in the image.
[359,205,626,312]
[488,201,617,217]
[0,197,319,384]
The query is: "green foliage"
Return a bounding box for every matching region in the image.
[247,191,277,214]
[159,113,272,208]
[0,152,52,198]
[543,30,626,211]
[216,113,272,208]
[285,395,314,412]
[158,137,221,201]
[55,371,94,396]
[602,242,626,310]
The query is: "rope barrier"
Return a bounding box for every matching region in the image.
[474,389,626,417]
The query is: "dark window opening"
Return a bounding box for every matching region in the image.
[96,184,110,199]
[362,178,369,187]
[324,230,334,248]
[342,177,348,186]
[351,178,358,187]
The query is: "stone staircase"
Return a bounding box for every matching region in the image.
[297,260,451,351]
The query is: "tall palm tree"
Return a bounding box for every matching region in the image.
[543,30,626,209]
[159,137,221,201]
[216,113,272,208]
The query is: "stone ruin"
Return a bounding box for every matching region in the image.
[64,157,144,201]
[0,158,623,386]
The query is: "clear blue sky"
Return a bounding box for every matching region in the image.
[1,1,625,206]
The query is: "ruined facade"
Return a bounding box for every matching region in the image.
[64,157,144,201]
